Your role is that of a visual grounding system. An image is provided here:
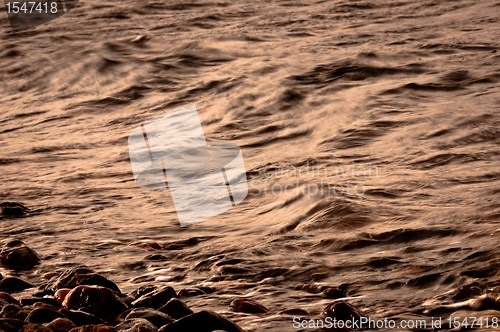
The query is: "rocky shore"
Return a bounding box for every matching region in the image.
[0,239,364,332]
[2,238,500,332]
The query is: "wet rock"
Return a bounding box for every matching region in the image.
[322,287,346,299]
[21,323,52,332]
[0,277,35,292]
[177,286,214,298]
[158,298,193,320]
[130,241,162,251]
[230,298,268,314]
[20,297,59,307]
[278,308,310,316]
[62,286,127,320]
[0,293,19,305]
[451,284,482,301]
[55,289,72,305]
[0,318,26,332]
[68,324,116,332]
[0,202,29,217]
[131,286,177,310]
[44,318,76,332]
[25,308,66,324]
[60,309,106,327]
[125,308,173,328]
[0,241,40,270]
[322,301,364,321]
[157,311,244,332]
[115,318,157,332]
[45,267,121,294]
[0,303,31,320]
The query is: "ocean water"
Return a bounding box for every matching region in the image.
[1,0,499,330]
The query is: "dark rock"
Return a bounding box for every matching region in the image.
[0,202,29,217]
[68,324,117,332]
[278,308,309,316]
[230,298,268,314]
[157,311,244,332]
[0,293,19,305]
[45,267,121,294]
[131,287,177,310]
[20,297,59,307]
[21,323,52,332]
[44,318,76,332]
[322,301,364,321]
[60,309,106,327]
[0,318,26,332]
[130,241,162,251]
[177,287,207,298]
[128,287,156,301]
[125,308,173,328]
[25,308,66,324]
[322,287,346,299]
[0,277,35,292]
[62,286,127,320]
[0,241,40,270]
[114,318,157,332]
[158,299,193,320]
[0,303,31,320]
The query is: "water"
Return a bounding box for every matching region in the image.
[1,0,499,330]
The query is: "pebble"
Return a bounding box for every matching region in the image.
[230,298,269,314]
[131,286,177,310]
[62,285,127,320]
[0,240,41,270]
[44,318,76,332]
[25,308,66,324]
[45,266,121,294]
[0,202,30,217]
[322,301,364,321]
[0,277,35,292]
[125,308,173,328]
[115,319,156,332]
[157,310,244,332]
[158,298,193,320]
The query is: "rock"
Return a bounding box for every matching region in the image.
[131,287,177,310]
[278,308,309,316]
[0,241,40,270]
[68,324,116,332]
[125,308,173,328]
[21,323,52,332]
[62,286,127,320]
[322,301,364,321]
[130,241,162,251]
[176,286,214,298]
[230,298,268,314]
[60,309,106,327]
[0,318,26,332]
[0,202,29,217]
[0,293,19,305]
[114,318,157,332]
[158,299,193,320]
[55,289,72,305]
[25,308,66,324]
[322,287,346,299]
[44,318,76,332]
[45,267,121,294]
[157,311,244,332]
[0,277,35,292]
[0,303,31,320]
[20,297,59,307]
